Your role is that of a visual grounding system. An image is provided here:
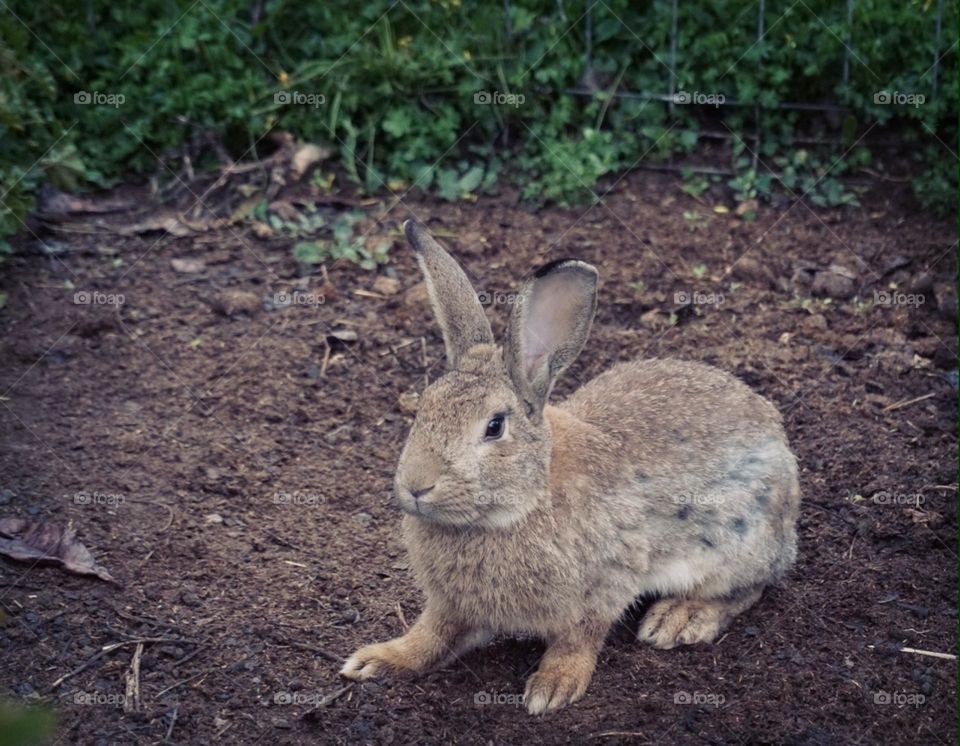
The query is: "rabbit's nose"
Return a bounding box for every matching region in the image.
[410,485,435,499]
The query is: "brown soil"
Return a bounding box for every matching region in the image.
[0,172,956,745]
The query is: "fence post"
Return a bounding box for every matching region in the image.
[842,0,854,87]
[668,0,679,116]
[753,0,765,170]
[932,0,943,98]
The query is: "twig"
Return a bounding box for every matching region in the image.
[867,644,956,660]
[302,684,352,715]
[123,642,143,713]
[881,392,936,413]
[395,601,408,631]
[49,638,196,690]
[165,706,179,742]
[320,338,332,377]
[155,669,211,698]
[590,731,647,739]
[277,640,343,664]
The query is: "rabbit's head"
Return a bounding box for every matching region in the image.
[394,221,598,529]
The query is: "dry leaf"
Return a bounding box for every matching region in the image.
[290,143,331,181]
[0,518,116,583]
[372,276,401,296]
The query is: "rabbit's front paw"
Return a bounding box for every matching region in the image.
[340,640,414,681]
[524,655,594,715]
[637,598,722,650]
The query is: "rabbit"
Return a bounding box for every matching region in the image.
[340,220,801,715]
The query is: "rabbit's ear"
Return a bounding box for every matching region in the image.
[505,259,598,421]
[404,220,494,368]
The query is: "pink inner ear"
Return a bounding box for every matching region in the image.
[521,275,580,381]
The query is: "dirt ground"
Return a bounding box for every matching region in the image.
[0,171,956,745]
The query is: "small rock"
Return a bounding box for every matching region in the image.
[805,314,828,331]
[0,488,14,506]
[910,271,935,295]
[170,258,206,274]
[397,391,420,414]
[934,282,957,321]
[205,513,224,525]
[273,719,292,730]
[210,289,261,317]
[372,276,401,296]
[179,591,201,607]
[341,607,361,624]
[251,221,273,239]
[354,512,372,526]
[811,264,857,300]
[730,256,769,283]
[639,308,666,330]
[326,329,358,345]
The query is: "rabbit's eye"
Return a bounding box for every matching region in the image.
[484,415,505,440]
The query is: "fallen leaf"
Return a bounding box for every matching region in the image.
[0,518,116,583]
[372,276,401,296]
[251,222,273,238]
[115,215,192,237]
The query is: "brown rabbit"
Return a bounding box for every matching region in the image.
[341,220,801,715]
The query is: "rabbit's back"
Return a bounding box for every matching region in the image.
[560,358,800,597]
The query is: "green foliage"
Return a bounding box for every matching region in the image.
[0,702,56,746]
[291,210,390,270]
[0,0,956,249]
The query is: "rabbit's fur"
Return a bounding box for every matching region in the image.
[341,221,801,715]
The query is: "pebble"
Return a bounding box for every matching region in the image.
[811,264,856,300]
[354,512,372,526]
[210,289,262,317]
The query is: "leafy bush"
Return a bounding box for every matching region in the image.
[0,0,955,247]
